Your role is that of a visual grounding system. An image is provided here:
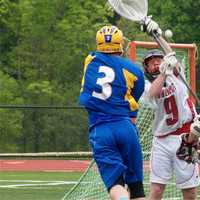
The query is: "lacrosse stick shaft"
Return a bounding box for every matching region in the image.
[152,32,173,54]
[107,0,200,105]
[152,32,200,106]
[178,73,200,106]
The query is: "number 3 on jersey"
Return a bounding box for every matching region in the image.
[92,66,115,100]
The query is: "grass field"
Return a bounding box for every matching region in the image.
[0,171,83,200]
[0,170,199,200]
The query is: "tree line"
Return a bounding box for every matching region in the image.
[0,0,199,152]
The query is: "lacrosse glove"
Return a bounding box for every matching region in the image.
[176,134,199,164]
[159,52,178,76]
[190,114,200,138]
[141,16,162,35]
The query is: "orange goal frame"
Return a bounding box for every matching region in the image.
[129,41,197,103]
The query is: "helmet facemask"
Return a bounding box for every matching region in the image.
[142,50,164,82]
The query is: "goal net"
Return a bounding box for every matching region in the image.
[62,41,197,200]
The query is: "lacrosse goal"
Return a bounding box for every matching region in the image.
[62,41,197,200]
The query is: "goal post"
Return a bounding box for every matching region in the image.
[62,41,198,200]
[129,41,197,103]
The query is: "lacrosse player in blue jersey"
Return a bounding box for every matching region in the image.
[79,25,146,200]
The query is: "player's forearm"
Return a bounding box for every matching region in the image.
[149,74,166,98]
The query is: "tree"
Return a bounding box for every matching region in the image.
[2,0,110,152]
[1,0,199,152]
[0,0,21,75]
[0,71,24,152]
[148,0,200,97]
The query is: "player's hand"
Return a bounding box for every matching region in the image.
[176,133,199,164]
[159,52,177,76]
[163,52,178,68]
[190,115,200,138]
[141,16,162,35]
[159,60,173,76]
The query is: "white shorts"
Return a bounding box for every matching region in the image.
[150,135,200,189]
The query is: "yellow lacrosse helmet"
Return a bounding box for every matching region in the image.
[96,25,124,53]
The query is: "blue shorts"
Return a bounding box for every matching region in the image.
[89,119,143,189]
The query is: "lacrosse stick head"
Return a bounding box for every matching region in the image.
[96,25,124,53]
[107,0,148,22]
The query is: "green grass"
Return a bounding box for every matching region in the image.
[1,171,199,200]
[0,171,83,200]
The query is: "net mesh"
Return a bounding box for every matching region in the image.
[108,0,148,22]
[62,42,196,200]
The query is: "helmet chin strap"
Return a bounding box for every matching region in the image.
[144,70,160,82]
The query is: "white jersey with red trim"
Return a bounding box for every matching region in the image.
[141,74,196,137]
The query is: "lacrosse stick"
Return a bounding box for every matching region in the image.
[107,0,200,105]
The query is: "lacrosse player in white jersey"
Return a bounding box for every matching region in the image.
[140,18,200,200]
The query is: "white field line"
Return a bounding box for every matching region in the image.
[0,180,78,188]
[0,180,77,183]
[0,180,176,189]
[1,180,200,200]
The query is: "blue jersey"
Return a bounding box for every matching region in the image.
[79,52,144,127]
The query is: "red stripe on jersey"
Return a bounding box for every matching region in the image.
[157,121,192,138]
[186,98,196,119]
